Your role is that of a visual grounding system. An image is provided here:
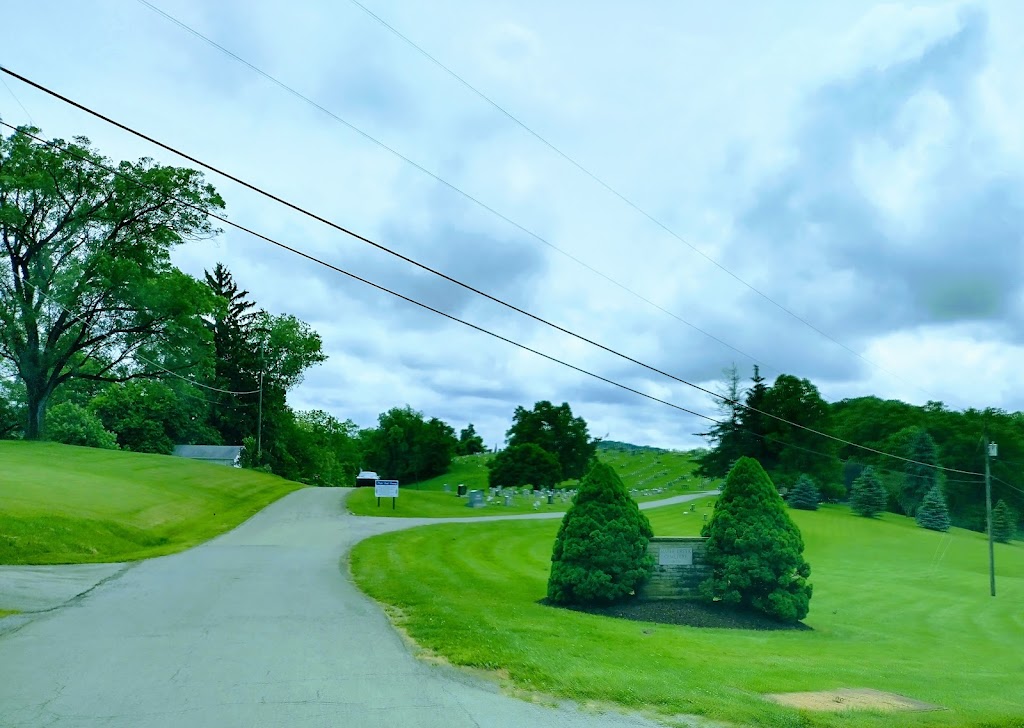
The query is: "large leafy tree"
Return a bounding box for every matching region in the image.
[700,457,812,622]
[0,126,223,438]
[506,400,595,480]
[547,461,654,605]
[487,443,561,490]
[361,406,458,484]
[758,374,842,497]
[90,379,216,453]
[457,423,486,455]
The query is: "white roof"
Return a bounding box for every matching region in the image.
[356,471,379,479]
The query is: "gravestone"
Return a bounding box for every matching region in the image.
[443,484,451,493]
[466,490,484,508]
[504,495,512,506]
[637,537,710,601]
[457,484,467,497]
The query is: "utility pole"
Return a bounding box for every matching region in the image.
[257,338,265,462]
[985,439,997,597]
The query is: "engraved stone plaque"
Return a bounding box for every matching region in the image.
[659,546,693,566]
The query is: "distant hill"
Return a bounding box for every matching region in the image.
[596,440,668,454]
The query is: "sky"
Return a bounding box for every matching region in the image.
[3,1,1023,449]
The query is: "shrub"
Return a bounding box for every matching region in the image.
[788,474,820,511]
[915,484,951,532]
[850,467,887,518]
[992,500,1016,543]
[488,443,561,490]
[45,402,118,450]
[700,457,812,623]
[547,461,654,605]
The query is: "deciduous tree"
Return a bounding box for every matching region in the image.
[507,400,595,480]
[0,127,223,438]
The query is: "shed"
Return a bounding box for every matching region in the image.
[172,445,243,467]
[355,470,379,488]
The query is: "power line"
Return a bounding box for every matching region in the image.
[0,117,984,479]
[340,0,946,405]
[131,0,778,378]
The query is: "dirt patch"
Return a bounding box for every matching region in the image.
[765,688,944,712]
[541,598,811,631]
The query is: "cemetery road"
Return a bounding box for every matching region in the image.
[0,488,704,728]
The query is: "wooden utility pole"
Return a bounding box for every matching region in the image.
[985,439,997,597]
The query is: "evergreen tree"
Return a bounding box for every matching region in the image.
[700,457,812,623]
[547,462,654,605]
[901,428,939,516]
[850,467,887,518]
[915,484,951,532]
[736,366,769,463]
[992,499,1016,543]
[695,365,745,478]
[788,474,820,511]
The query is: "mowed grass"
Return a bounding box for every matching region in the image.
[0,441,302,564]
[351,503,1024,727]
[348,449,714,517]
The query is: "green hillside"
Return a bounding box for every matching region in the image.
[347,448,711,517]
[0,441,302,564]
[352,502,1024,727]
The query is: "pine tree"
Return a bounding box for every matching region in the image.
[915,484,951,532]
[701,457,812,623]
[992,499,1016,543]
[850,467,887,518]
[901,429,939,516]
[788,474,820,511]
[547,462,654,605]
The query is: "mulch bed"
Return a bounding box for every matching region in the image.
[541,598,811,631]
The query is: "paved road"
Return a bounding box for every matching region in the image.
[0,489,711,728]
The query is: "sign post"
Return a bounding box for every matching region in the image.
[374,479,399,510]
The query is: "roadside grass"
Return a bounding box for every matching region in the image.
[351,503,1024,727]
[0,610,18,618]
[348,449,714,518]
[0,441,302,564]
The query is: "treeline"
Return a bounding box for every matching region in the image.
[0,126,491,486]
[696,365,1024,533]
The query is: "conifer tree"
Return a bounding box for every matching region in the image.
[915,484,951,532]
[850,467,887,518]
[788,474,820,511]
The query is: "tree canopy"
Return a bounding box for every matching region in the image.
[0,126,223,438]
[507,400,595,480]
[487,443,561,490]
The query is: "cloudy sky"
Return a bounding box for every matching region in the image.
[3,1,1023,449]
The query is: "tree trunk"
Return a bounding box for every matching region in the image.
[24,382,50,440]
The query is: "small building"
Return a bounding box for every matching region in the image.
[355,470,379,488]
[172,445,243,467]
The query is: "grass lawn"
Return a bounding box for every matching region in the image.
[0,441,302,564]
[348,449,714,518]
[351,502,1024,727]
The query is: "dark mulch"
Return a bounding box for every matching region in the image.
[540,597,812,631]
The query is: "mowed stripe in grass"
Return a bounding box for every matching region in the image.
[351,503,1024,727]
[0,441,302,564]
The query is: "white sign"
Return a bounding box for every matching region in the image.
[659,546,693,566]
[374,480,399,498]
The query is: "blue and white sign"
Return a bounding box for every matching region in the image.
[374,479,399,498]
